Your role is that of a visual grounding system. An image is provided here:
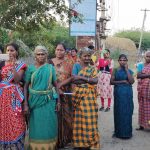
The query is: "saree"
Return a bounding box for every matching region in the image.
[0,61,26,150]
[113,68,134,138]
[72,64,100,149]
[138,63,150,129]
[25,64,58,150]
[52,58,73,148]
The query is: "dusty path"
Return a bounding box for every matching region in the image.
[26,80,150,150]
[99,80,150,150]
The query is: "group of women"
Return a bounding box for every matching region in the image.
[0,43,100,150]
[0,42,150,150]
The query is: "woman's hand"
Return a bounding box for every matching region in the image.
[72,75,83,81]
[23,104,29,115]
[55,102,61,112]
[123,80,129,84]
[124,64,128,71]
[58,83,62,89]
[59,88,64,95]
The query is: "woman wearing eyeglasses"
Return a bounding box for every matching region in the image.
[110,54,134,139]
[24,46,60,150]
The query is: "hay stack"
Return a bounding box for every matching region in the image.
[105,37,137,51]
[105,37,138,64]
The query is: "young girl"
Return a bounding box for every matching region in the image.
[97,49,114,112]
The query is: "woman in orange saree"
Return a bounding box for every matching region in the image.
[52,43,74,148]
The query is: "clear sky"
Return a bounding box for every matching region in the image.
[104,0,150,34]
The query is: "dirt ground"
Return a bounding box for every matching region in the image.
[25,80,150,150]
[98,80,150,150]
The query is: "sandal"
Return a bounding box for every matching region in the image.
[99,106,104,111]
[136,126,144,130]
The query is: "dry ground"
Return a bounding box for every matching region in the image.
[98,80,150,150]
[25,80,150,150]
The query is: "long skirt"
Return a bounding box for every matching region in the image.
[97,72,112,98]
[114,85,134,138]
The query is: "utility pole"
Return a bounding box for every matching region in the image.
[138,9,150,54]
[96,0,110,50]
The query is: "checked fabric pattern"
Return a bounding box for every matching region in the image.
[72,66,100,149]
[138,63,150,129]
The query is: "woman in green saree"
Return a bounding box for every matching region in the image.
[24,46,60,150]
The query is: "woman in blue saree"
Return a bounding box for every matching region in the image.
[110,54,134,139]
[24,46,60,150]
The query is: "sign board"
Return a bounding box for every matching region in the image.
[70,0,97,36]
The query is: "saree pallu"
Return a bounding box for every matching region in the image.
[138,63,150,129]
[25,64,58,150]
[72,66,100,149]
[0,62,26,150]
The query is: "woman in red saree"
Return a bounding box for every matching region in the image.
[0,43,26,149]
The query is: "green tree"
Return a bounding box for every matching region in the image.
[0,28,10,45]
[51,24,76,48]
[114,29,150,50]
[0,0,69,32]
[9,23,75,57]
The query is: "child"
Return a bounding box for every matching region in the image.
[97,49,114,112]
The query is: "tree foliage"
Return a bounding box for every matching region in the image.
[114,29,150,50]
[0,23,76,57]
[0,0,81,55]
[0,0,69,32]
[0,28,10,45]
